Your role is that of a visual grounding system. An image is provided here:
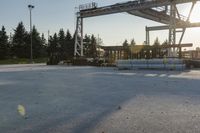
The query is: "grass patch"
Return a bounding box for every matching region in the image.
[0,58,48,65]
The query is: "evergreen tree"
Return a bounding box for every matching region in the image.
[83,34,98,58]
[0,26,9,59]
[31,26,45,58]
[153,37,160,46]
[12,22,28,58]
[153,37,161,58]
[47,33,59,64]
[123,39,129,47]
[83,34,91,57]
[65,31,74,59]
[41,33,46,46]
[130,38,136,59]
[48,33,58,55]
[58,29,65,60]
[130,38,136,46]
[161,39,168,57]
[40,33,47,58]
[123,39,129,59]
[162,39,168,45]
[96,36,103,58]
[88,35,97,58]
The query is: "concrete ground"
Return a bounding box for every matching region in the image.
[0,64,200,133]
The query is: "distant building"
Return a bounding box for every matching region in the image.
[182,48,200,59]
[100,45,166,62]
[100,44,194,62]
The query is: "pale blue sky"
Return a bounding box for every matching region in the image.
[0,0,200,49]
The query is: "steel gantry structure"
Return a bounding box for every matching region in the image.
[74,0,200,57]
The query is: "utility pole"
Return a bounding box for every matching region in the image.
[48,30,50,46]
[28,4,34,63]
[97,34,100,58]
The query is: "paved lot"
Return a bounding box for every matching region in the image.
[0,64,200,133]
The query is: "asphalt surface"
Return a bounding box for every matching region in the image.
[0,64,200,133]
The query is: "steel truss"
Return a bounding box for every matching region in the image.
[146,1,197,57]
[74,0,200,57]
[74,16,83,57]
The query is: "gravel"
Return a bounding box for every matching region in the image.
[0,64,200,133]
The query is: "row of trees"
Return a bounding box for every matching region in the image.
[121,37,169,59]
[0,22,46,60]
[47,31,98,64]
[0,21,170,62]
[0,26,9,59]
[0,22,99,62]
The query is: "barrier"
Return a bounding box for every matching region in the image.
[116,58,185,70]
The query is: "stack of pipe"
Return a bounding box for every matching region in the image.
[116,58,185,70]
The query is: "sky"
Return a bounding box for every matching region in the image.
[0,0,200,49]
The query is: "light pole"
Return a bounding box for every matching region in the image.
[28,4,34,63]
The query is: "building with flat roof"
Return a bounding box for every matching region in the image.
[182,48,200,59]
[100,44,193,62]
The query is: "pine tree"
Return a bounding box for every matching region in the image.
[130,38,136,46]
[89,35,97,58]
[83,34,91,57]
[123,39,129,59]
[31,26,45,58]
[153,37,160,46]
[12,22,28,58]
[153,37,161,58]
[130,38,136,59]
[48,33,58,55]
[65,30,74,59]
[41,33,46,46]
[123,39,129,47]
[0,26,9,59]
[40,33,47,57]
[58,29,65,60]
[162,40,168,45]
[47,33,59,64]
[161,40,168,57]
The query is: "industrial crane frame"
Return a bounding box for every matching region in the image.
[74,0,200,58]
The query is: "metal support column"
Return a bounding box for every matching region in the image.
[178,2,195,58]
[74,16,83,57]
[168,2,176,57]
[146,26,150,45]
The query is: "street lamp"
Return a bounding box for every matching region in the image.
[28,4,34,63]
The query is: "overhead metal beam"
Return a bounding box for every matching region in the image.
[100,43,193,50]
[160,43,193,48]
[74,0,199,57]
[79,0,199,18]
[128,8,186,24]
[146,22,200,31]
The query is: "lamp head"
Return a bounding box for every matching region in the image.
[28,5,34,9]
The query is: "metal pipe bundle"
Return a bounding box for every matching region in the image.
[116,58,185,70]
